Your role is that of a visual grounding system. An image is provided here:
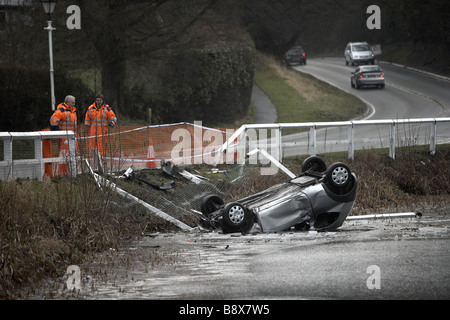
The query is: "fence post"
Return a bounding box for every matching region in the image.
[68,135,76,177]
[389,121,396,159]
[277,126,283,162]
[2,134,12,179]
[348,123,355,159]
[35,134,44,180]
[237,128,247,164]
[430,120,437,155]
[309,125,316,156]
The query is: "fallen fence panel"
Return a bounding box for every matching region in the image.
[85,160,192,231]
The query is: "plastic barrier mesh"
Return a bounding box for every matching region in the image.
[88,122,234,171]
[37,122,238,177]
[112,162,258,224]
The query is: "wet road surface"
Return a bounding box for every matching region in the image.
[28,206,450,300]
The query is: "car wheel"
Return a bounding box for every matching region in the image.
[355,83,360,89]
[325,163,351,188]
[302,156,327,173]
[222,202,247,228]
[351,80,355,88]
[201,194,224,216]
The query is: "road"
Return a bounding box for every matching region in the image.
[32,209,450,301]
[278,57,450,157]
[292,57,450,119]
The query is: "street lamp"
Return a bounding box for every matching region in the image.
[41,0,57,111]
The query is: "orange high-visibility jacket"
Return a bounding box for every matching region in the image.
[49,103,77,173]
[85,103,117,154]
[50,103,77,132]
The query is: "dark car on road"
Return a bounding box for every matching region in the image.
[199,157,358,234]
[351,65,385,89]
[283,46,307,65]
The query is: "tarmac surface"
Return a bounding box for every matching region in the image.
[251,83,278,124]
[27,203,450,300]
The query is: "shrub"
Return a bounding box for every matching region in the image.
[153,46,255,126]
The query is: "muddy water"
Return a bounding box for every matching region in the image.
[25,230,350,299]
[23,232,261,299]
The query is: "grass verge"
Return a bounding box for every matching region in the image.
[0,175,180,298]
[254,53,367,124]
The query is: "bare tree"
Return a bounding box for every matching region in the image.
[68,0,240,116]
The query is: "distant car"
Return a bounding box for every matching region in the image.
[199,156,358,234]
[344,42,375,66]
[284,46,307,65]
[351,65,385,89]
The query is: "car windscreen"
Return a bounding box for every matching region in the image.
[353,45,370,51]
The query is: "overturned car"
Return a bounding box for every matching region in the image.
[199,156,358,234]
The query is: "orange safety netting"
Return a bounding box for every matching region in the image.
[43,122,239,177]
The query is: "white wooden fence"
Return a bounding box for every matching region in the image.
[214,117,450,164]
[1,117,450,180]
[0,131,76,180]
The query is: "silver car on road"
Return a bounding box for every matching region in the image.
[351,65,385,89]
[345,42,375,66]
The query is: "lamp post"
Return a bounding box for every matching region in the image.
[41,0,57,111]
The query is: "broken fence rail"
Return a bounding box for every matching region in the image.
[346,212,422,221]
[85,159,192,231]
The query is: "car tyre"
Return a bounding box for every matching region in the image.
[201,194,224,216]
[222,202,247,228]
[325,162,351,188]
[302,156,327,173]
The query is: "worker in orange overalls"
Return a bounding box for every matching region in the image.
[84,93,117,158]
[49,95,77,175]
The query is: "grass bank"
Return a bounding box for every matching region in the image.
[254,53,367,124]
[0,175,180,299]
